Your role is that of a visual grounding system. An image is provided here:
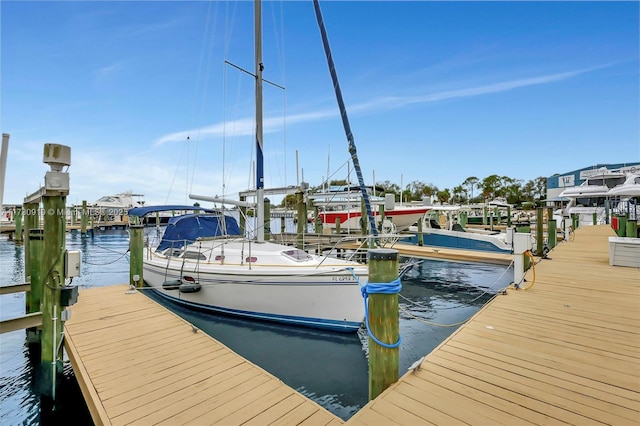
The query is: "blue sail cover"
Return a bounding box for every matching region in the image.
[157,214,242,252]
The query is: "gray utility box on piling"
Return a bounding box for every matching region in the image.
[65,250,81,277]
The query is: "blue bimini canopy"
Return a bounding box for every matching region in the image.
[157,214,242,252]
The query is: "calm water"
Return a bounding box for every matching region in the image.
[0,227,513,424]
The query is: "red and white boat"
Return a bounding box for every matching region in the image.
[309,186,431,233]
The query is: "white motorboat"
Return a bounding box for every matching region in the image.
[556,168,629,227]
[401,205,518,254]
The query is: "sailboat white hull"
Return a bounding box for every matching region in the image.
[142,242,367,332]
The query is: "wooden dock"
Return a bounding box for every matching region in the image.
[348,224,640,425]
[63,225,639,425]
[63,285,343,426]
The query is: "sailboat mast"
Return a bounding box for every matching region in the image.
[255,0,265,242]
[312,0,378,237]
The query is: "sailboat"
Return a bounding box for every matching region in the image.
[129,0,368,332]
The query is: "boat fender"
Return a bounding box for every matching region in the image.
[162,280,181,290]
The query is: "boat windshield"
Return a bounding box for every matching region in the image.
[587,177,626,187]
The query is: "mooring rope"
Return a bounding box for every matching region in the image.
[349,267,402,348]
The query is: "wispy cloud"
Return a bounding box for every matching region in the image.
[349,64,611,114]
[95,62,124,81]
[155,64,609,146]
[117,17,187,39]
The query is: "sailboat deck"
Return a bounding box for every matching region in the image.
[64,285,343,426]
[347,224,640,424]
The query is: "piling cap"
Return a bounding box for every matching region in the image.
[368,248,398,261]
[43,144,71,171]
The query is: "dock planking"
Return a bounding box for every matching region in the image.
[64,285,344,426]
[348,224,640,425]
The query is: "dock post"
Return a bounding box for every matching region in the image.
[81,200,87,234]
[26,229,45,345]
[314,206,322,233]
[264,197,271,240]
[41,194,67,399]
[23,202,39,279]
[627,220,638,238]
[379,204,385,232]
[417,216,423,246]
[296,190,305,250]
[239,196,247,236]
[129,222,144,288]
[536,208,544,256]
[360,198,368,238]
[548,219,557,249]
[513,231,531,288]
[506,205,511,227]
[367,248,400,401]
[280,216,286,234]
[460,211,467,228]
[335,217,341,234]
[593,212,597,225]
[15,207,23,242]
[482,206,487,225]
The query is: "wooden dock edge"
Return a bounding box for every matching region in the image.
[64,285,345,426]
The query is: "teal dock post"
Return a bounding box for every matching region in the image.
[296,190,305,250]
[593,212,597,225]
[129,221,144,288]
[548,219,557,250]
[14,207,23,242]
[81,200,88,234]
[367,248,400,401]
[264,197,271,240]
[536,208,544,256]
[460,211,467,228]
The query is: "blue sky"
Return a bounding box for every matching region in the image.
[1,0,638,206]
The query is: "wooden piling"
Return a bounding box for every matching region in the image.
[81,200,88,234]
[264,197,271,240]
[367,248,400,401]
[548,219,557,249]
[313,206,322,234]
[536,208,544,256]
[296,190,305,250]
[129,224,144,288]
[14,207,23,242]
[417,216,423,246]
[41,195,66,399]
